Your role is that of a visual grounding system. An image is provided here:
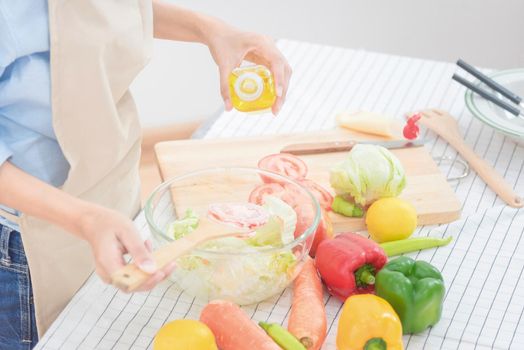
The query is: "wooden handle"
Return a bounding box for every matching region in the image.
[448,137,523,208]
[281,141,357,155]
[111,237,195,292]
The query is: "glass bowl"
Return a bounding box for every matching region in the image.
[144,167,320,305]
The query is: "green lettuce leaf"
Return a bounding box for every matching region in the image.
[168,209,199,240]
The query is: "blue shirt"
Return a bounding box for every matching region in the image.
[0,0,70,230]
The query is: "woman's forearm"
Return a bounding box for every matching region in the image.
[152,1,227,45]
[0,162,97,238]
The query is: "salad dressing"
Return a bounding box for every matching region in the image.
[229,65,276,112]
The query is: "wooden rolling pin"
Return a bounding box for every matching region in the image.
[111,217,250,292]
[418,109,523,208]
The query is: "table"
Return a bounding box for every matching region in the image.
[36,39,524,350]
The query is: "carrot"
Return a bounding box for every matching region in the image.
[200,300,281,350]
[288,257,327,350]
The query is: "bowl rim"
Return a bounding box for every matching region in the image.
[144,166,322,256]
[464,68,524,139]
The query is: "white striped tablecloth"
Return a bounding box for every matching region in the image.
[36,39,524,350]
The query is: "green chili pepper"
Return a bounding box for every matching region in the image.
[259,322,306,350]
[376,256,445,334]
[379,236,452,256]
[332,195,364,217]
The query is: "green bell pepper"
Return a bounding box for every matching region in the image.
[375,256,445,334]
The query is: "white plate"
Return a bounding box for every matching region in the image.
[465,69,524,143]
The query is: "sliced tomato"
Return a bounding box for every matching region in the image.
[208,202,268,229]
[248,183,289,205]
[310,209,334,257]
[258,153,308,183]
[292,202,334,257]
[298,179,334,211]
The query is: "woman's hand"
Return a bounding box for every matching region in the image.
[0,162,173,292]
[205,25,292,115]
[79,206,176,292]
[152,2,292,114]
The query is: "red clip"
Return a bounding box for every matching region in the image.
[403,113,422,140]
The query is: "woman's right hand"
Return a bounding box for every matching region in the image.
[79,206,176,292]
[0,162,172,292]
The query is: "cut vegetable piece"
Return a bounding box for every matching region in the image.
[200,300,281,350]
[336,111,398,137]
[247,216,285,247]
[262,196,297,244]
[208,202,268,229]
[298,179,334,210]
[288,257,327,350]
[282,183,309,207]
[292,201,332,257]
[168,209,199,240]
[310,209,333,257]
[249,183,288,205]
[331,195,364,217]
[258,153,308,182]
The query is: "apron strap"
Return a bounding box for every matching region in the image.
[0,208,21,226]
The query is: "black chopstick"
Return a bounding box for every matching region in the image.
[452,74,522,117]
[457,59,523,106]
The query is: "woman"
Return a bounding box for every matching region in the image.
[0,0,291,348]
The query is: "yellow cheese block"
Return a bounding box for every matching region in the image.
[336,111,403,138]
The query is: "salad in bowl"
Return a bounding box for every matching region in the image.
[145,167,320,305]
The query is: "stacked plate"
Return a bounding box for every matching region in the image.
[465,69,524,144]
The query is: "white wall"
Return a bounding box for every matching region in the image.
[132,0,524,127]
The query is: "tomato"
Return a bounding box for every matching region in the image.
[293,204,334,257]
[298,179,334,211]
[208,202,268,229]
[248,183,288,205]
[258,153,308,183]
[311,209,334,256]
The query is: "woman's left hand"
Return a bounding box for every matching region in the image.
[205,24,292,115]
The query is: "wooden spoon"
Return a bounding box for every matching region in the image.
[417,108,523,208]
[111,217,251,292]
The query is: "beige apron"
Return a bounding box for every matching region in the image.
[2,0,153,337]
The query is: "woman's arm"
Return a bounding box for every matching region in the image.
[152,1,217,43]
[152,1,292,115]
[0,161,175,291]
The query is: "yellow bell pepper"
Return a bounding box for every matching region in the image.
[337,295,403,350]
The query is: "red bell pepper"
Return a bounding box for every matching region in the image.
[315,233,387,301]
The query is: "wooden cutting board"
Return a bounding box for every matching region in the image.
[154,129,461,232]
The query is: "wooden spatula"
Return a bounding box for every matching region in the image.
[418,108,523,208]
[111,217,250,292]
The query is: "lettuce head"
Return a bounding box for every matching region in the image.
[329,144,406,206]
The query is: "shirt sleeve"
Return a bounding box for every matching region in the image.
[0,140,13,166]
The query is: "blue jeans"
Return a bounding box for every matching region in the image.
[0,224,38,349]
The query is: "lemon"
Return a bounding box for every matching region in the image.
[365,198,417,243]
[153,320,218,350]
